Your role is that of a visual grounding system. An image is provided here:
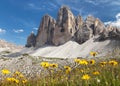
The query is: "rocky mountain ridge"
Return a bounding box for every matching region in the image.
[0,39,23,52]
[26,6,120,48]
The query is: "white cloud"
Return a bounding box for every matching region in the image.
[28,3,42,10]
[104,13,120,27]
[13,29,24,33]
[49,2,58,8]
[0,28,6,34]
[28,3,34,7]
[84,0,120,6]
[85,0,98,5]
[33,27,38,30]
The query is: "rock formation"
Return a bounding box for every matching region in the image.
[97,25,120,41]
[74,15,105,44]
[25,32,36,47]
[26,6,120,48]
[52,6,76,45]
[35,14,56,47]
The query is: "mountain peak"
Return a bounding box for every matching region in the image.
[26,6,120,48]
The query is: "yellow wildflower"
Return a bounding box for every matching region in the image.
[79,60,88,65]
[93,71,100,75]
[82,74,90,80]
[15,71,21,75]
[22,79,28,84]
[2,69,11,74]
[14,79,19,84]
[80,69,84,73]
[6,77,19,84]
[64,66,71,74]
[74,58,81,63]
[89,59,95,65]
[6,77,13,81]
[50,63,58,68]
[100,61,107,67]
[40,62,50,68]
[90,51,98,57]
[19,74,24,78]
[109,60,118,66]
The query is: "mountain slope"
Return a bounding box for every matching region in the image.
[30,36,120,58]
[0,40,23,52]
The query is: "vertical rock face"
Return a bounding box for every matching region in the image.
[97,25,120,41]
[35,15,56,47]
[26,32,36,47]
[26,6,120,48]
[74,15,105,44]
[75,15,83,31]
[52,6,76,45]
[85,15,105,36]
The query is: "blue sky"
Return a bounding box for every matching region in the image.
[0,0,120,45]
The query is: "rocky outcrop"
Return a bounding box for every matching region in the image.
[35,14,56,47]
[26,32,36,47]
[26,6,120,48]
[52,6,76,45]
[74,15,106,44]
[75,15,83,31]
[97,25,120,41]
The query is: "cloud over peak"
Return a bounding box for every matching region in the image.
[13,29,24,33]
[104,13,120,27]
[0,28,6,34]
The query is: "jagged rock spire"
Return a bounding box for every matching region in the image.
[25,6,120,48]
[25,32,36,47]
[35,14,56,47]
[52,6,76,45]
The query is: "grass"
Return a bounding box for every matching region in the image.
[0,52,120,86]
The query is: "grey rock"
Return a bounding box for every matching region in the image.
[97,25,120,41]
[52,6,76,45]
[35,14,56,47]
[75,15,83,31]
[74,15,105,44]
[26,32,36,47]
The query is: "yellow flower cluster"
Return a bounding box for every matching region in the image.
[64,66,71,74]
[74,59,88,65]
[82,74,90,80]
[100,61,107,67]
[75,59,96,65]
[89,59,95,65]
[2,69,11,74]
[90,51,98,57]
[93,71,100,75]
[3,70,28,84]
[41,62,50,68]
[109,60,118,66]
[50,63,58,68]
[40,62,58,68]
[6,77,19,83]
[13,71,24,78]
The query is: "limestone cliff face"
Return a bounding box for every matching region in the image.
[74,15,105,44]
[52,6,76,45]
[97,25,120,41]
[26,6,120,48]
[25,32,36,47]
[35,15,56,47]
[75,15,83,31]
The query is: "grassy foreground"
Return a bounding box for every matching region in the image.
[0,52,120,86]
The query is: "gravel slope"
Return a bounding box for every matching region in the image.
[30,38,120,58]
